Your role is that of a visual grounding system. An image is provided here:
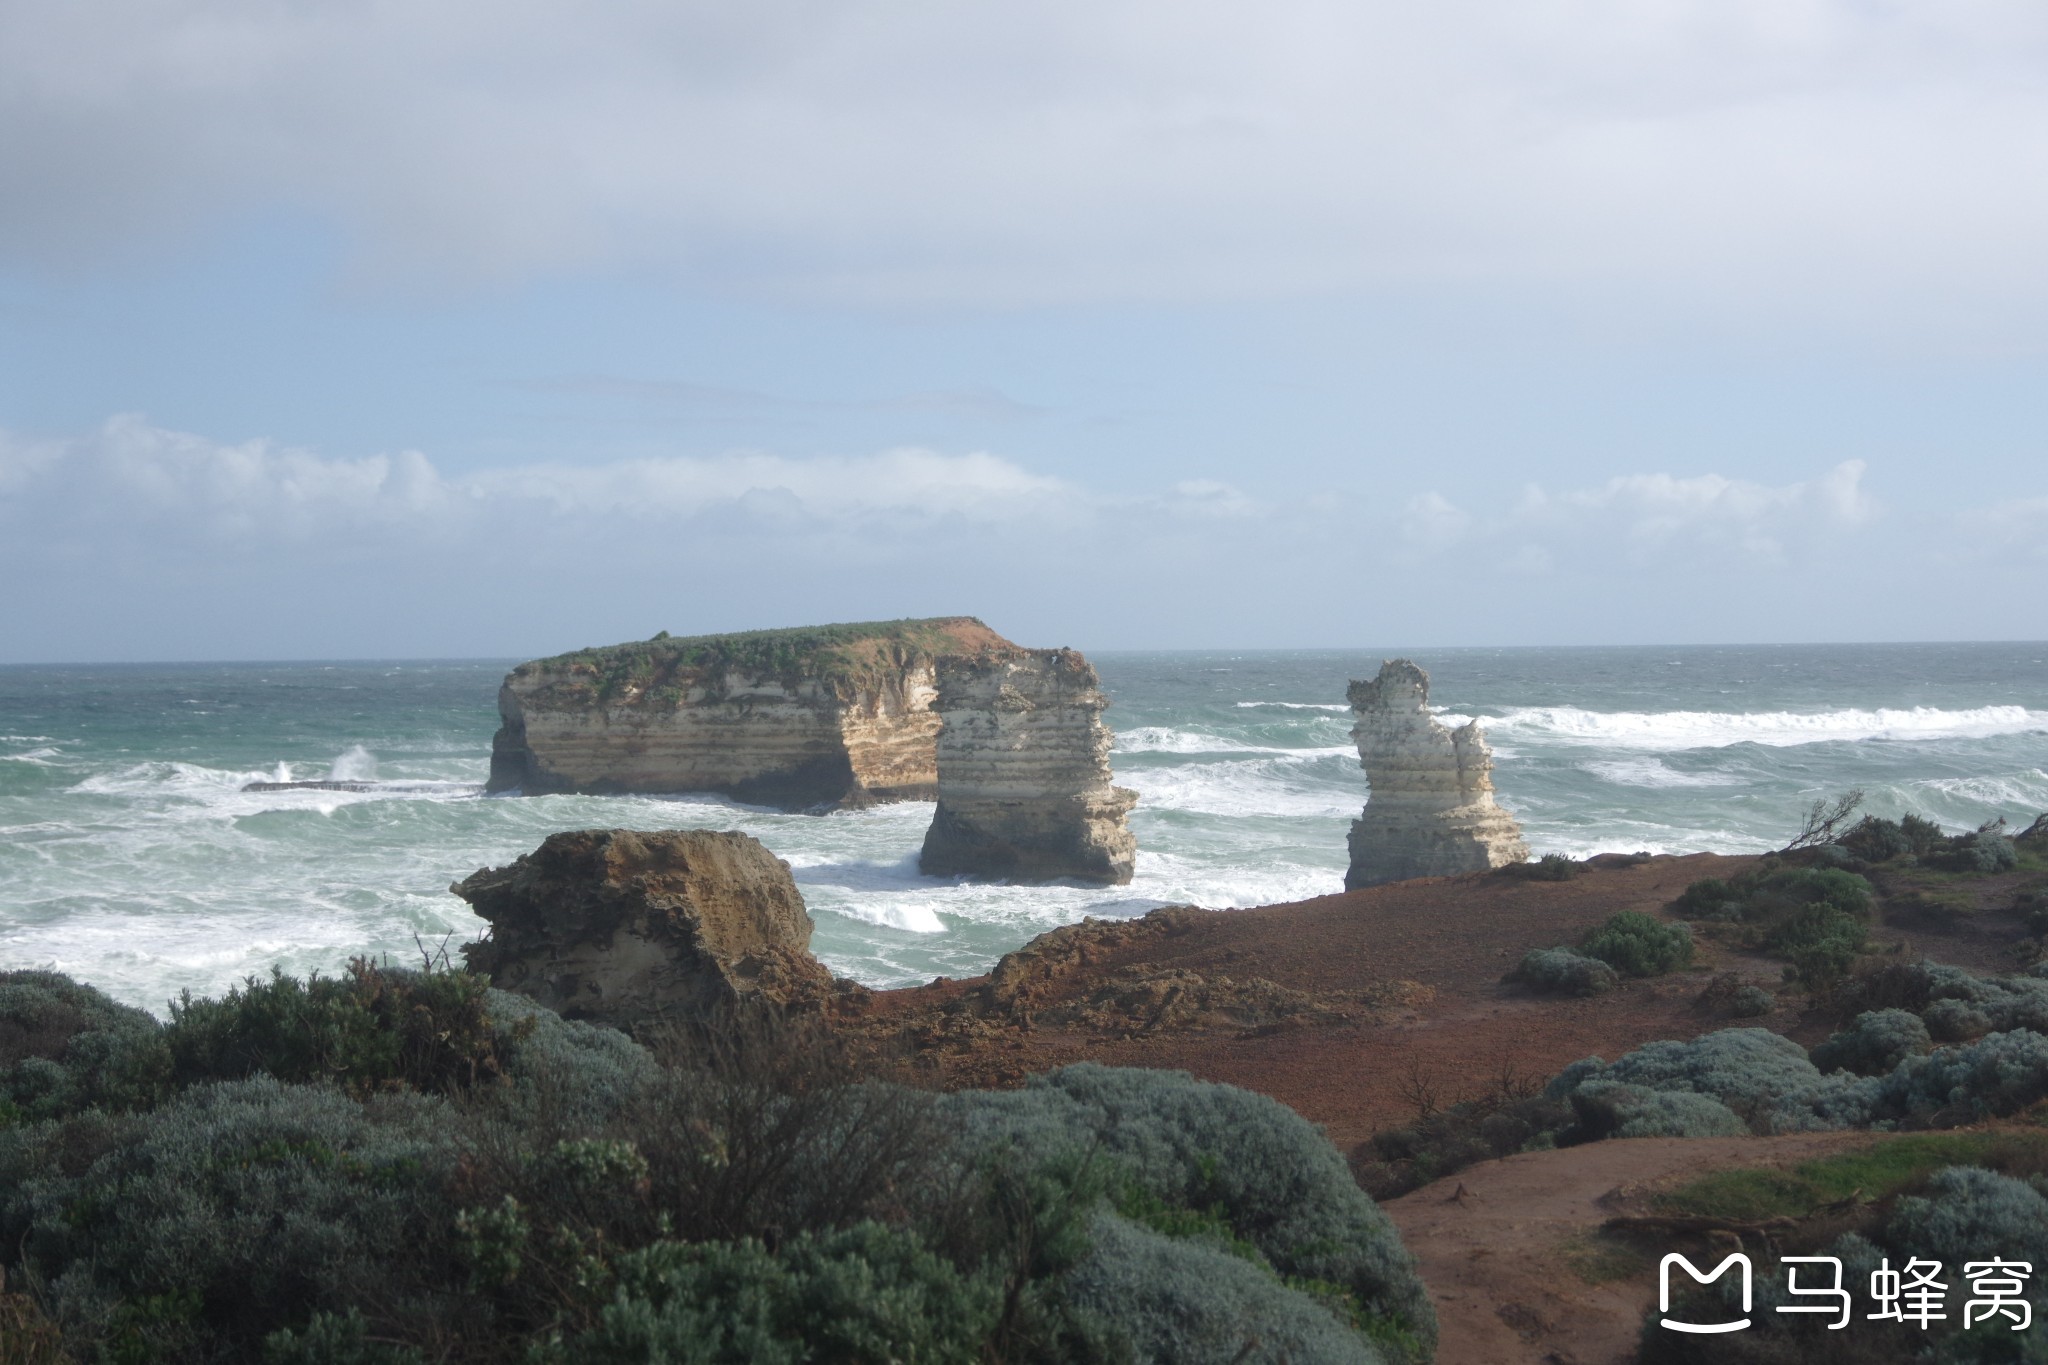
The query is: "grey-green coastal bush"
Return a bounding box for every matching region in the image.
[0,970,172,1123]
[1506,948,1618,997]
[4,1077,458,1354]
[0,969,1431,1365]
[1565,1081,1746,1140]
[943,1064,1436,1363]
[1546,1018,2048,1138]
[1063,1211,1384,1365]
[1810,1009,1933,1076]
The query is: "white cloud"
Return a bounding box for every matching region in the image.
[3,416,2035,658]
[2,415,1080,545]
[1410,459,1874,569]
[5,1,2048,319]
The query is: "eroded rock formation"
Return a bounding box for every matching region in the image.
[918,648,1137,884]
[486,618,1015,810]
[454,828,835,1029]
[1344,660,1528,889]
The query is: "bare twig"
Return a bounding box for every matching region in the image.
[1782,789,1864,852]
[1399,1055,1441,1121]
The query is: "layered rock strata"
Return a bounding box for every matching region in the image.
[918,648,1137,884]
[486,617,1015,810]
[454,827,835,1030]
[1343,660,1528,889]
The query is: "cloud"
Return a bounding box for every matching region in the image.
[0,416,2033,658]
[2,415,1077,543]
[5,1,2048,319]
[1408,459,1875,571]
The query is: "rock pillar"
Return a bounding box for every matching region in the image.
[918,648,1137,885]
[1344,660,1528,889]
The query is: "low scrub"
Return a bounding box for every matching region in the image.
[1577,911,1692,978]
[0,969,1434,1365]
[1670,865,1874,987]
[1497,853,1579,882]
[1505,948,1618,997]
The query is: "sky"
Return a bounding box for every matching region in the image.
[2,0,2045,662]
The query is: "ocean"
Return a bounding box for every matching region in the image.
[3,642,2045,1015]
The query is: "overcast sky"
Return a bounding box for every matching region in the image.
[3,0,2045,661]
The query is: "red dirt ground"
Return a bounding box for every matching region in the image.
[852,851,2019,1144]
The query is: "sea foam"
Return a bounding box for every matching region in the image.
[1462,704,2044,751]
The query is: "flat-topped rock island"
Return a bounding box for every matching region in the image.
[485,617,1015,810]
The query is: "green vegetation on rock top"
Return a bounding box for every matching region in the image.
[516,616,1010,706]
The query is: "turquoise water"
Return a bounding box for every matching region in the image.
[3,643,2045,1014]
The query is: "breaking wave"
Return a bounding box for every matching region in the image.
[1115,726,1349,759]
[1466,704,2044,751]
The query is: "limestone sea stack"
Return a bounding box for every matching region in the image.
[1343,660,1528,889]
[454,828,835,1030]
[918,647,1137,885]
[485,617,1015,810]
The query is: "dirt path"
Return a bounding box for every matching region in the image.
[1385,1131,1879,1365]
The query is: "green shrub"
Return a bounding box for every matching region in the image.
[1669,877,1744,921]
[1884,1166,2048,1281]
[1500,854,1578,882]
[264,1309,427,1365]
[1673,866,1877,987]
[1923,996,1993,1041]
[1506,948,1618,997]
[481,988,661,1128]
[1566,1081,1746,1140]
[1064,1211,1386,1365]
[0,968,1437,1365]
[1696,973,1773,1018]
[166,961,501,1096]
[944,1065,1436,1362]
[556,1223,1006,1365]
[1838,816,1912,863]
[1580,1029,1820,1123]
[4,1077,457,1359]
[1929,826,2019,874]
[0,972,171,1123]
[1728,986,1773,1018]
[1578,911,1692,978]
[1810,1009,1932,1076]
[1357,1093,1574,1199]
[1879,1029,2048,1122]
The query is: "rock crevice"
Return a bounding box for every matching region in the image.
[1344,659,1528,889]
[918,648,1137,885]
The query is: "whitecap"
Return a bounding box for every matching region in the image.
[1234,701,1350,712]
[1475,704,2045,751]
[1120,758,1360,819]
[0,747,65,765]
[1581,758,1745,789]
[813,899,949,934]
[1115,726,1350,759]
[1908,770,2048,808]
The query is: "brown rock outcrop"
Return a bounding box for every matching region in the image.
[917,648,1137,884]
[453,828,834,1029]
[486,618,1016,810]
[1344,659,1529,889]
